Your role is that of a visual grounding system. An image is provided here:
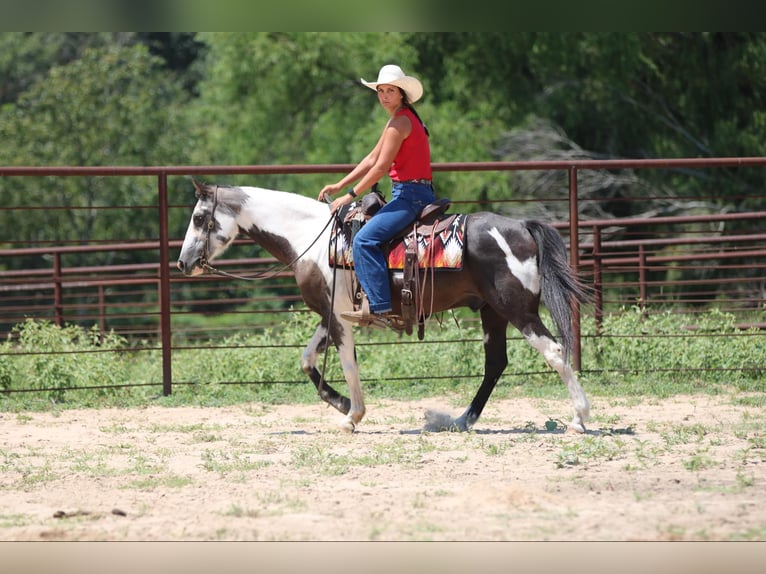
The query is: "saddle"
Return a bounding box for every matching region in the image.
[331,186,464,339]
[355,189,451,225]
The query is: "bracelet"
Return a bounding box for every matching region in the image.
[347,188,357,198]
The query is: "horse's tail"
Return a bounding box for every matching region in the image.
[524,220,591,361]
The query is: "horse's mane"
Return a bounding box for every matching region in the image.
[193,179,326,219]
[237,185,327,219]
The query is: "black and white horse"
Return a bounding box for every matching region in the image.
[177,180,591,433]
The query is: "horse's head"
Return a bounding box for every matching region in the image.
[176,179,245,276]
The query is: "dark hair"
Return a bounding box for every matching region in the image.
[400,90,430,138]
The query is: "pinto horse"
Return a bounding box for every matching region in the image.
[177,180,591,433]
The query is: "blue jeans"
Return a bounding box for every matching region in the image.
[353,181,435,313]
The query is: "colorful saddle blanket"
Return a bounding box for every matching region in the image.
[328,213,466,270]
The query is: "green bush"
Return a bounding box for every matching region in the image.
[0,319,129,403]
[0,307,763,411]
[583,306,765,395]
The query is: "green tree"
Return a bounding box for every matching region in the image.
[0,33,203,106]
[0,33,111,106]
[187,33,417,185]
[513,33,766,211]
[0,43,191,265]
[186,32,514,206]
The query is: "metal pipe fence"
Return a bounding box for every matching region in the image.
[1,159,765,396]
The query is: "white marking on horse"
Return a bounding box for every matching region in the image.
[525,331,590,431]
[487,227,540,294]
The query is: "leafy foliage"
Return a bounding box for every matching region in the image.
[1,308,763,410]
[0,319,128,403]
[585,306,765,395]
[1,32,764,255]
[3,33,766,208]
[0,41,192,268]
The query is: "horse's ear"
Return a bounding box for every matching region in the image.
[191,178,208,200]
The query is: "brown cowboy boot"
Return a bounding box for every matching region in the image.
[341,298,405,332]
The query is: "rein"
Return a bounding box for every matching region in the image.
[196,185,342,400]
[200,186,336,281]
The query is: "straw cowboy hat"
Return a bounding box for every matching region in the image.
[361,64,423,103]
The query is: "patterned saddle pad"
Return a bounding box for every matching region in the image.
[328,213,466,270]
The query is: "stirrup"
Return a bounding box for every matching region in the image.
[340,299,405,332]
[340,298,376,326]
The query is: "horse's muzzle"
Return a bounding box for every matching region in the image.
[177,258,203,276]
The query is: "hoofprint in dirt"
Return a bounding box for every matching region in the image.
[1,393,764,541]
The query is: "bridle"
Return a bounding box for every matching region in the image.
[197,185,220,271]
[198,185,336,282]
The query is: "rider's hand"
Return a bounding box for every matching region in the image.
[318,184,341,203]
[330,191,356,214]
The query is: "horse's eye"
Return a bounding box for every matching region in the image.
[193,214,205,227]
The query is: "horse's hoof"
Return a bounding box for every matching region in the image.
[423,410,466,432]
[567,421,586,434]
[339,419,356,433]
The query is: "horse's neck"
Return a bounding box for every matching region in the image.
[239,187,328,263]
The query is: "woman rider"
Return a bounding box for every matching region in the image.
[318,64,434,328]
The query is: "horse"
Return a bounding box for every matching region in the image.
[177,180,591,433]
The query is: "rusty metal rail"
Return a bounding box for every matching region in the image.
[2,159,766,395]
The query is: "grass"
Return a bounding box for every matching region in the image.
[0,514,31,528]
[18,461,58,488]
[555,435,628,468]
[729,526,766,541]
[223,504,260,519]
[682,450,717,472]
[200,449,273,476]
[0,306,763,412]
[128,475,194,490]
[660,423,710,447]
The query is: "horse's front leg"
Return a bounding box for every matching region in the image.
[301,324,350,416]
[333,321,365,431]
[301,321,365,432]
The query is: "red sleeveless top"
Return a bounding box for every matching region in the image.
[389,107,432,181]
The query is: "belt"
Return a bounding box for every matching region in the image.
[394,178,432,186]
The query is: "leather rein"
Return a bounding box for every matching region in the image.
[199,185,337,282]
[196,186,342,398]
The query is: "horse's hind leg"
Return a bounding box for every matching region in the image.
[522,318,590,433]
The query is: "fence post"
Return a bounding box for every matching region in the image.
[593,225,603,334]
[98,285,105,343]
[53,253,63,326]
[158,172,173,396]
[638,244,647,315]
[568,166,581,371]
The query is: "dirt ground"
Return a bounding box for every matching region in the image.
[1,392,765,541]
